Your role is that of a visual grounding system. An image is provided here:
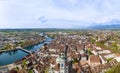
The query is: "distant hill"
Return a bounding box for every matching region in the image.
[87,19,120,30]
[88,24,120,30]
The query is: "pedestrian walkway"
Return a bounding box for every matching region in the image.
[17,46,31,54]
[0,66,9,73]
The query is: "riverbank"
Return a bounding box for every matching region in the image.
[23,39,45,49]
[0,39,45,53]
[0,63,16,73]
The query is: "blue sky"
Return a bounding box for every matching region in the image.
[0,0,120,28]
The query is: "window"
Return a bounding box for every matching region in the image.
[61,64,64,67]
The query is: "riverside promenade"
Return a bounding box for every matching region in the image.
[0,63,16,73]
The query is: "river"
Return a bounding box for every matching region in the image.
[0,37,52,66]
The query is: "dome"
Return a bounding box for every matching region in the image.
[61,55,65,59]
[56,56,61,63]
[56,55,66,63]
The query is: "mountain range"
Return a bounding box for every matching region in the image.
[87,19,120,30]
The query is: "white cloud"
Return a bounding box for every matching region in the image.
[0,0,120,28]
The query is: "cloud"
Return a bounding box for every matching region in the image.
[0,0,120,28]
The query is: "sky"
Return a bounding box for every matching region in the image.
[0,0,120,29]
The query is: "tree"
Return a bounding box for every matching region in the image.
[105,63,120,73]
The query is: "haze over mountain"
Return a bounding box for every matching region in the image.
[87,19,120,29]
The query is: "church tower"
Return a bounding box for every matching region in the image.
[60,53,66,73]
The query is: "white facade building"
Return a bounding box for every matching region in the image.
[49,53,68,73]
